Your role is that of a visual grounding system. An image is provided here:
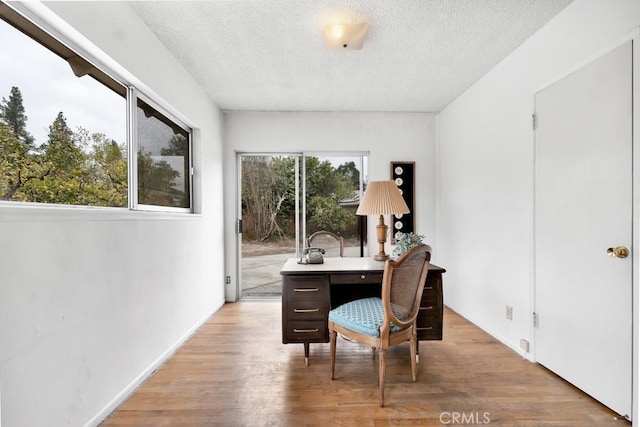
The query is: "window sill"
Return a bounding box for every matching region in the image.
[0,202,201,222]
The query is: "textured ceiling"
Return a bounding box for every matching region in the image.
[129,0,573,113]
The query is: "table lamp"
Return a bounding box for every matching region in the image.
[356,180,410,261]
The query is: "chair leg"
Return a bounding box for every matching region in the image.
[410,333,418,382]
[371,346,376,359]
[379,348,387,407]
[329,330,337,380]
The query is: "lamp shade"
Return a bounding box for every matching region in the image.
[356,180,410,216]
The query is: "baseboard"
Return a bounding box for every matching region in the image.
[84,304,223,427]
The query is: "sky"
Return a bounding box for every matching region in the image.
[1,19,126,146]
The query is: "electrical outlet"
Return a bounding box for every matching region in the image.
[520,339,530,352]
[506,305,513,321]
[225,276,231,284]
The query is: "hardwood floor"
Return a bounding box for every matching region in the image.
[102,302,628,426]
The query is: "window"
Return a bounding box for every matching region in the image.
[137,98,191,209]
[0,2,193,212]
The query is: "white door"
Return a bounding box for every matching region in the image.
[534,41,633,418]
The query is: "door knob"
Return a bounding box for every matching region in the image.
[607,246,629,258]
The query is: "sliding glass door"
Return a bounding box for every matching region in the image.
[238,154,301,298]
[238,152,368,298]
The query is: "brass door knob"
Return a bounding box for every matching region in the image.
[607,246,629,258]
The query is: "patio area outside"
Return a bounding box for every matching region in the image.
[241,240,363,298]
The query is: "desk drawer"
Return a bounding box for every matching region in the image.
[417,308,442,340]
[287,301,329,321]
[285,321,328,342]
[418,304,440,319]
[420,286,442,305]
[330,273,383,285]
[417,324,442,340]
[284,276,330,301]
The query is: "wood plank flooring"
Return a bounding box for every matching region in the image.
[101,302,629,426]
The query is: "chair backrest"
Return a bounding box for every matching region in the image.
[381,244,432,335]
[306,231,344,257]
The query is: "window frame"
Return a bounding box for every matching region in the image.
[131,89,194,213]
[0,1,195,214]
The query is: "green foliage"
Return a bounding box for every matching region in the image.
[392,232,424,257]
[307,196,356,233]
[138,150,180,206]
[241,155,359,241]
[0,86,34,148]
[336,161,360,191]
[0,87,131,207]
[241,156,291,240]
[0,122,42,200]
[304,157,352,202]
[84,131,128,207]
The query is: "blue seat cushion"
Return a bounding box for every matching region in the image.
[329,297,410,337]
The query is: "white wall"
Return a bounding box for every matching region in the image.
[0,2,225,426]
[223,111,437,301]
[437,0,639,414]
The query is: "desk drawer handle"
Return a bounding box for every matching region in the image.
[294,328,320,333]
[294,308,320,313]
[360,275,366,279]
[425,286,433,290]
[294,288,319,292]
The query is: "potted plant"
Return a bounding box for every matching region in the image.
[392,232,425,257]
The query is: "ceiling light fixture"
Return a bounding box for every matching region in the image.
[324,23,368,50]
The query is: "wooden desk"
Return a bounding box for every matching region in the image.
[280,257,446,364]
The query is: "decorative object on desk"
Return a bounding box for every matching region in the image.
[390,161,415,236]
[356,180,410,261]
[392,232,424,257]
[300,247,325,264]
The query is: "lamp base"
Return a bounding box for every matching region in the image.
[374,214,389,261]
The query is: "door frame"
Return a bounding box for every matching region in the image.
[530,28,640,421]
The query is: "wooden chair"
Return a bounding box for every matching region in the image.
[306,230,344,257]
[328,244,432,407]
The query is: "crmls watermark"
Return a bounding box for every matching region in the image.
[439,411,491,425]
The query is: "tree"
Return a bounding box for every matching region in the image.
[137,149,180,206]
[336,161,360,192]
[83,130,128,207]
[307,195,355,233]
[160,133,190,207]
[0,87,129,207]
[0,87,42,200]
[0,123,40,199]
[22,112,88,204]
[160,134,188,157]
[241,156,359,242]
[0,86,34,148]
[241,156,289,241]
